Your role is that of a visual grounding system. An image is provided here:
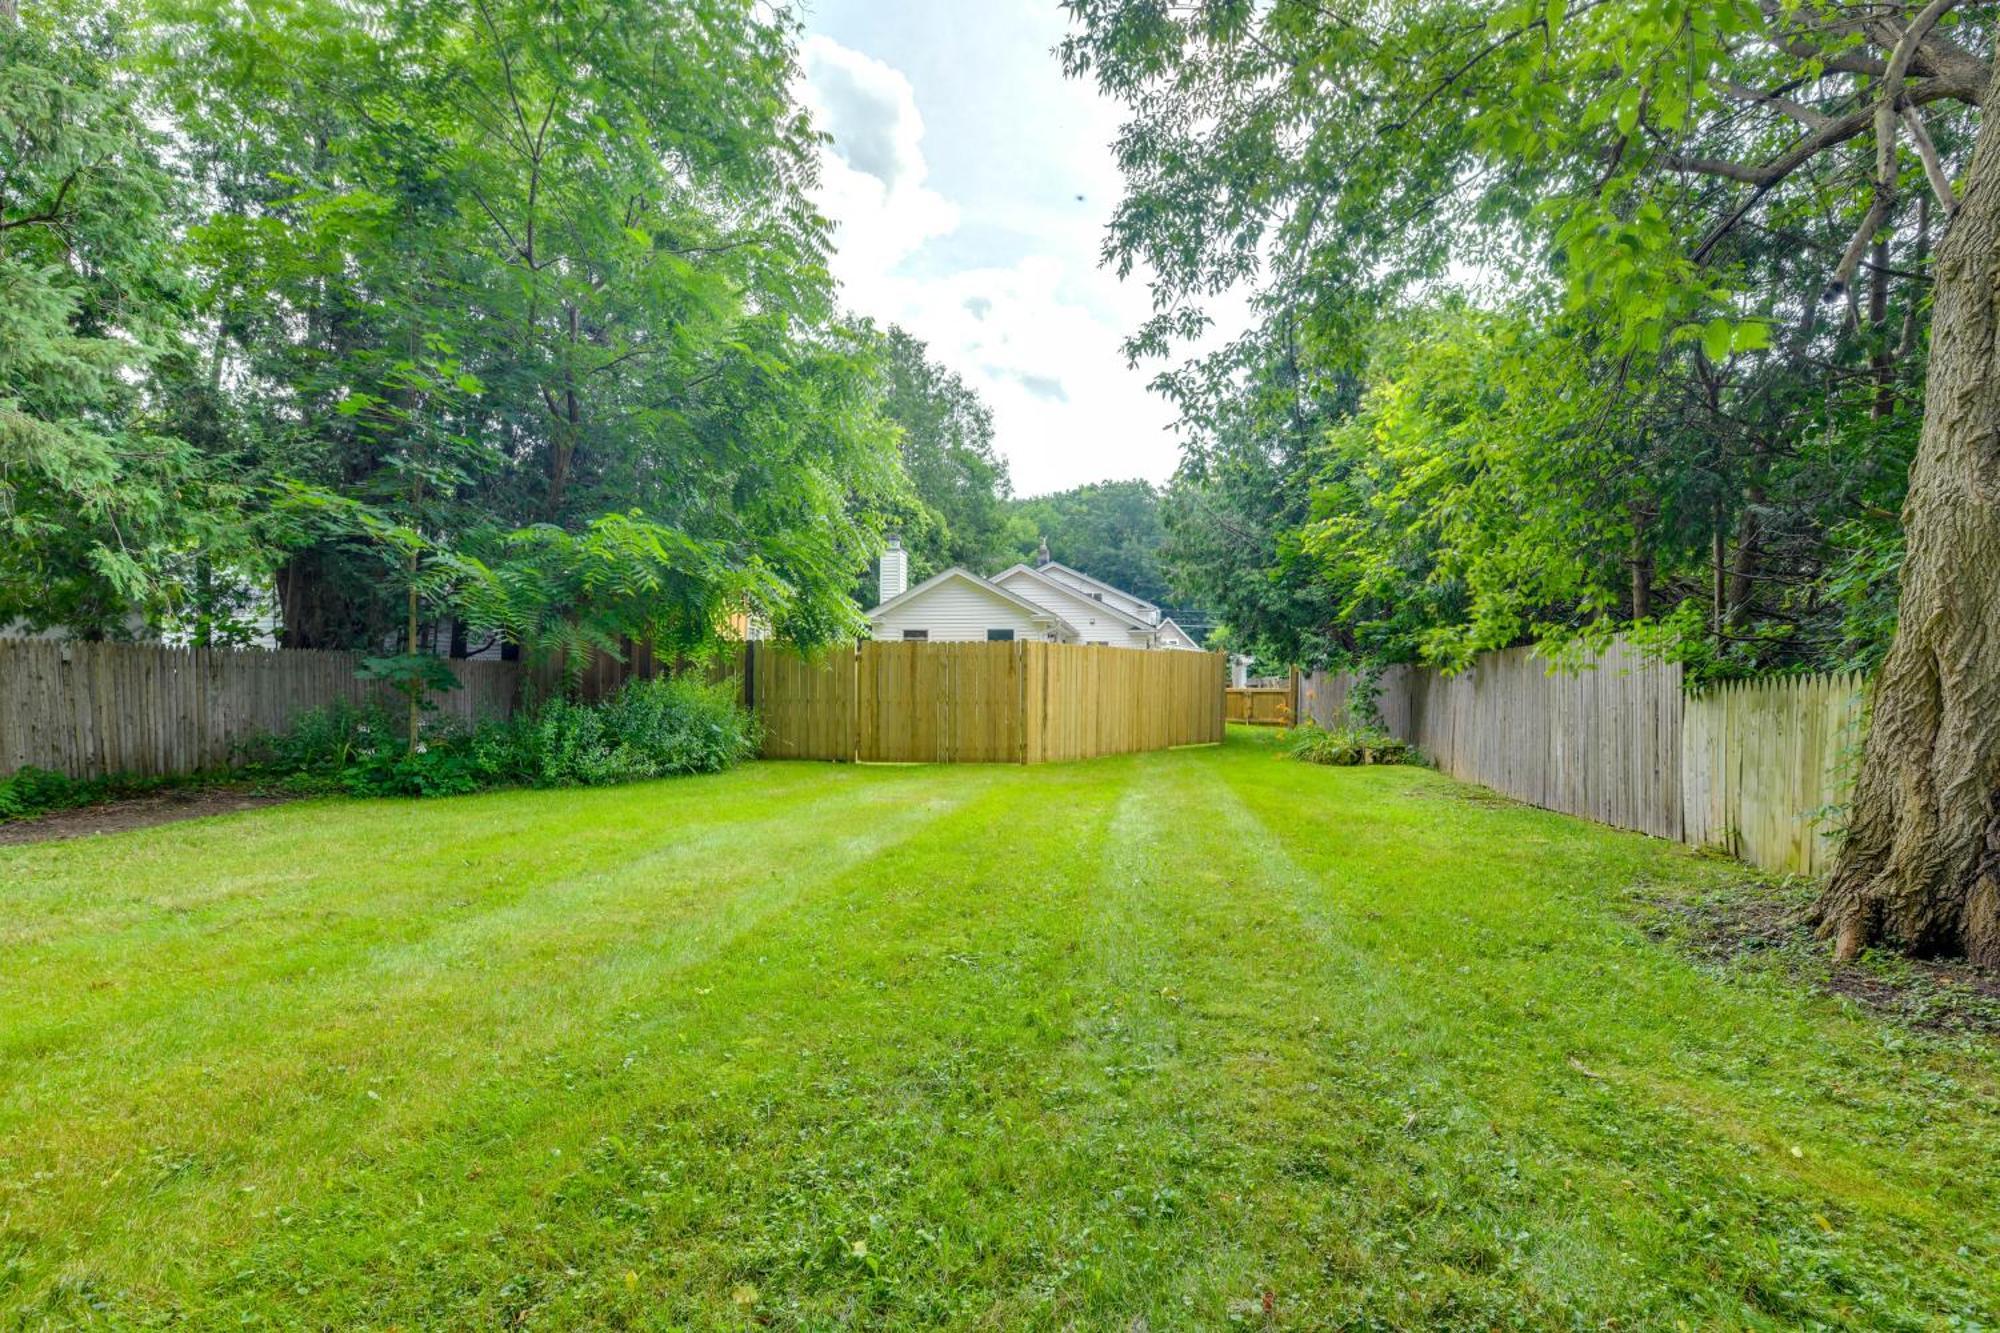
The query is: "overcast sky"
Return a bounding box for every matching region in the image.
[797,0,1236,498]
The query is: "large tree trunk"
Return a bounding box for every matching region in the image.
[1818,90,2000,966]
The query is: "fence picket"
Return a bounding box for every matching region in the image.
[1303,639,1869,877]
[0,640,524,780]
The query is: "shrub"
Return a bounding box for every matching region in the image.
[254,674,758,799]
[0,766,94,821]
[511,676,758,788]
[514,697,648,788]
[599,675,760,777]
[1286,721,1419,767]
[251,699,398,781]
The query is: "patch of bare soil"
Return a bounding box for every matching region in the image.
[0,788,292,846]
[1637,873,2000,1039]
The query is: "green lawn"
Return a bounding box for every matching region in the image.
[3,731,1997,1329]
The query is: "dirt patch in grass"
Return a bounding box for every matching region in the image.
[1635,869,2000,1039]
[0,787,292,846]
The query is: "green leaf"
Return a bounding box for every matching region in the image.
[1701,318,1732,362]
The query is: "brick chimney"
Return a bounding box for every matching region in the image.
[879,534,908,603]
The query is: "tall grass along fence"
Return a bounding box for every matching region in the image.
[1302,639,1868,877]
[1,637,1223,780]
[750,641,1225,764]
[0,639,522,781]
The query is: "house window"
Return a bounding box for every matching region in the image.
[986,629,1015,642]
[902,629,929,641]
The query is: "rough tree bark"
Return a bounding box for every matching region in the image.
[1819,68,2000,965]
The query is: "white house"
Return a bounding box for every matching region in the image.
[865,536,1206,651]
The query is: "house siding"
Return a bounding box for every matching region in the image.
[991,570,1154,648]
[870,578,1059,642]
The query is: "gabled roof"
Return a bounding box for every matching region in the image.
[1030,560,1161,614]
[866,566,1080,637]
[1157,617,1206,650]
[990,564,1160,633]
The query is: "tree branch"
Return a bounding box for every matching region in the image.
[1681,73,1968,263]
[1716,78,1830,130]
[1900,103,1959,214]
[1828,0,1961,295]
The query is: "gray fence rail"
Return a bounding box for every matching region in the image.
[0,639,521,780]
[1302,639,1867,876]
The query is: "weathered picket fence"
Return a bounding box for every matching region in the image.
[1301,641,1868,876]
[1681,673,1868,876]
[0,639,521,780]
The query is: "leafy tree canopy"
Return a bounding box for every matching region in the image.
[1009,479,1171,604]
[0,3,256,635]
[868,326,1015,589]
[1065,0,1982,678]
[4,0,909,676]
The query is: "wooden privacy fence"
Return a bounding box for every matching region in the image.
[1682,673,1868,876]
[1226,678,1297,727]
[0,637,1223,780]
[0,638,521,780]
[752,641,1225,764]
[1303,639,1869,876]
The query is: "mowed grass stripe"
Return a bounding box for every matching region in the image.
[1211,740,2000,1326]
[212,752,1135,1327]
[0,764,966,1062]
[1038,747,1386,1327]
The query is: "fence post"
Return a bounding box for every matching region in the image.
[1016,639,1028,765]
[849,642,860,764]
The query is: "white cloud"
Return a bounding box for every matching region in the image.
[858,257,1179,495]
[797,36,957,282]
[798,27,1247,496]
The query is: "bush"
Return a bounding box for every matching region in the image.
[251,699,398,780]
[1286,722,1420,767]
[510,676,758,788]
[0,766,95,821]
[254,675,758,799]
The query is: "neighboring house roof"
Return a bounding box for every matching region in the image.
[1156,617,1206,650]
[989,564,1160,633]
[866,566,1081,637]
[1030,561,1161,614]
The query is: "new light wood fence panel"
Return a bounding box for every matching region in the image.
[1227,687,1295,726]
[754,642,1222,765]
[946,641,1026,763]
[1029,645,1222,762]
[751,644,854,762]
[1682,673,1867,876]
[0,639,520,780]
[857,640,952,763]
